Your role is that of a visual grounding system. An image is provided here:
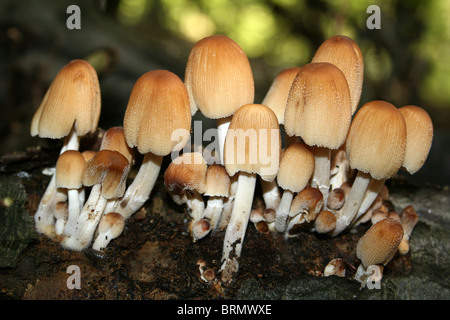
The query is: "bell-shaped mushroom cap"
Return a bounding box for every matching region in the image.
[284,62,352,149]
[204,164,230,197]
[100,126,134,164]
[184,35,255,118]
[277,141,314,192]
[289,187,324,220]
[312,35,364,114]
[55,150,87,189]
[124,70,191,156]
[82,149,131,199]
[262,67,301,125]
[164,152,207,204]
[345,100,407,180]
[398,105,433,175]
[356,217,404,268]
[31,59,101,139]
[97,212,125,239]
[224,104,281,182]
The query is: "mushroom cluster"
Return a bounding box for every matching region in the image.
[31,35,433,287]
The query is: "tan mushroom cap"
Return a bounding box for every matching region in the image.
[55,150,87,189]
[204,164,230,197]
[124,70,191,156]
[345,101,407,180]
[289,187,324,220]
[284,62,352,149]
[100,127,134,164]
[224,104,281,182]
[277,141,314,192]
[356,218,404,268]
[399,105,433,175]
[97,212,125,238]
[312,35,364,114]
[164,152,207,204]
[82,149,131,199]
[31,59,101,139]
[184,35,255,118]
[314,210,337,234]
[262,67,301,124]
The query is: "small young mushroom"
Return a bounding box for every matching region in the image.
[30,59,101,237]
[354,218,404,284]
[332,101,406,236]
[314,210,337,234]
[398,205,419,255]
[164,152,208,241]
[203,164,231,232]
[284,62,352,206]
[55,150,87,236]
[274,141,315,232]
[185,35,254,165]
[92,212,125,251]
[326,187,346,211]
[324,258,346,277]
[114,70,191,219]
[221,104,280,282]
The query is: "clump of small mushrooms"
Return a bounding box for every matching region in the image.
[31,35,433,287]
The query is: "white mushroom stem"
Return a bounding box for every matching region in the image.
[77,195,108,250]
[203,196,225,231]
[353,178,386,224]
[217,116,232,165]
[274,190,294,232]
[332,171,371,236]
[34,130,80,236]
[62,188,83,237]
[260,179,281,210]
[186,191,205,223]
[220,172,256,282]
[54,200,68,235]
[113,152,163,219]
[311,147,331,207]
[217,174,238,230]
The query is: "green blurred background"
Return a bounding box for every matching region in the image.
[1,0,449,186]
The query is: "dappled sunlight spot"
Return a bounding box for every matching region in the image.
[179,10,216,42]
[117,0,150,26]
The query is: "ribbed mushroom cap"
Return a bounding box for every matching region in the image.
[399,105,433,174]
[55,150,87,189]
[82,149,130,199]
[205,164,230,197]
[164,152,207,204]
[277,141,314,192]
[312,35,364,114]
[97,212,125,238]
[224,104,281,182]
[100,127,134,164]
[31,59,101,139]
[262,67,301,124]
[356,218,404,268]
[284,62,352,149]
[345,101,407,180]
[314,210,337,234]
[184,35,255,118]
[123,70,191,156]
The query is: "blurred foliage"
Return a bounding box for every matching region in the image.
[112,0,450,111]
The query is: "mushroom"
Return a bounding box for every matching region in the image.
[54,150,87,236]
[332,101,406,236]
[354,218,404,284]
[274,141,315,232]
[30,59,101,237]
[203,164,231,232]
[164,152,208,241]
[398,205,419,255]
[324,258,346,277]
[62,149,130,250]
[185,35,255,165]
[221,104,281,282]
[311,35,364,115]
[326,187,346,211]
[285,187,324,237]
[113,70,191,219]
[92,212,125,251]
[284,62,352,207]
[314,210,337,234]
